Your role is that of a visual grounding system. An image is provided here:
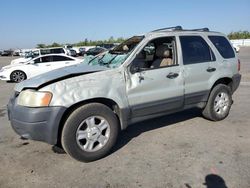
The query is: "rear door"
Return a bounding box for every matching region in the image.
[50,55,78,70]
[179,35,216,105]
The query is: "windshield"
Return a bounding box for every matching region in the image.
[25,51,33,58]
[83,36,144,68]
[25,50,40,59]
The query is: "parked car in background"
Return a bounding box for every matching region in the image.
[97,43,116,50]
[0,54,81,82]
[79,47,86,56]
[11,50,40,65]
[79,46,96,56]
[0,50,2,56]
[85,47,107,56]
[233,44,240,53]
[11,47,70,65]
[40,47,69,55]
[13,49,21,56]
[1,50,13,56]
[69,49,77,57]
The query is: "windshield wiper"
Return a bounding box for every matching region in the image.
[103,55,118,67]
[88,54,105,64]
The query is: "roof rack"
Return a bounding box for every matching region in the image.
[189,28,209,32]
[151,26,183,32]
[151,26,210,32]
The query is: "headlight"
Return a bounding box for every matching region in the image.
[17,90,52,107]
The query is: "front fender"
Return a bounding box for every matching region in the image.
[41,69,127,107]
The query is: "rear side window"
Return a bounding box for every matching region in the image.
[180,36,215,65]
[40,56,52,63]
[208,36,235,59]
[53,55,73,61]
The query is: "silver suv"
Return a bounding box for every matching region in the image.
[8,26,241,162]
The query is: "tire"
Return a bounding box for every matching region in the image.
[10,70,27,82]
[61,103,119,162]
[202,84,232,121]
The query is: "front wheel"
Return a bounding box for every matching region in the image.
[61,103,119,162]
[202,84,232,121]
[10,70,27,82]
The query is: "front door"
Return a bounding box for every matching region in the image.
[126,36,184,118]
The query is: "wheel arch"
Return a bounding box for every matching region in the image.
[205,77,233,103]
[56,97,128,146]
[211,77,233,92]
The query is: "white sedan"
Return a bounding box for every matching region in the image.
[0,54,82,82]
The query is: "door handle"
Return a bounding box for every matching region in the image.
[65,62,70,64]
[46,64,51,66]
[166,72,179,79]
[207,67,216,72]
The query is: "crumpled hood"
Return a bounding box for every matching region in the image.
[15,63,107,92]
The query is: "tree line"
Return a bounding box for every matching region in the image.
[228,31,250,40]
[36,36,126,48]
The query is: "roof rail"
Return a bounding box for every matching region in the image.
[151,26,183,32]
[189,28,209,32]
[151,26,210,33]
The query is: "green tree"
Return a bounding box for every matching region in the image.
[108,36,114,43]
[84,38,88,45]
[36,44,46,48]
[49,42,62,47]
[36,37,127,48]
[228,31,250,39]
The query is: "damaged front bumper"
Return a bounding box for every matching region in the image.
[7,92,67,145]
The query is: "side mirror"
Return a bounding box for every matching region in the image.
[130,65,141,74]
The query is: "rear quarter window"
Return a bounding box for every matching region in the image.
[208,36,235,59]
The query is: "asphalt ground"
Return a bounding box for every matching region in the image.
[0,48,249,188]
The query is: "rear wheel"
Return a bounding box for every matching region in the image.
[10,70,27,82]
[61,103,119,162]
[202,84,232,121]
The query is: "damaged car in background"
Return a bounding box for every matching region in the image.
[8,26,241,162]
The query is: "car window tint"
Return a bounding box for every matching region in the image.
[53,56,73,61]
[34,58,41,63]
[51,48,64,53]
[40,49,50,55]
[208,36,235,59]
[180,36,214,65]
[41,56,52,63]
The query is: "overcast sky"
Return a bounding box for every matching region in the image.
[0,0,249,49]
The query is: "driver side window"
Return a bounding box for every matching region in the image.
[131,37,177,72]
[34,58,41,63]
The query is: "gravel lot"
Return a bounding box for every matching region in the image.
[0,48,250,188]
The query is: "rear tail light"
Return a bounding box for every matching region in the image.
[238,59,241,71]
